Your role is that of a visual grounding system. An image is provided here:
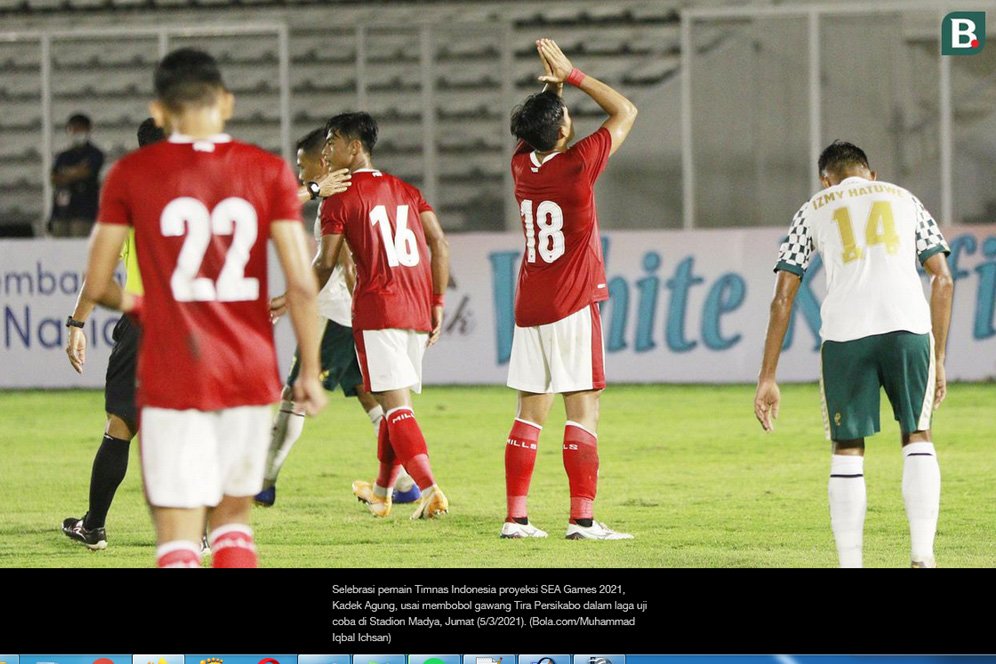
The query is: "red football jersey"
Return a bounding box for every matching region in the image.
[98,134,301,411]
[320,169,434,332]
[511,127,612,327]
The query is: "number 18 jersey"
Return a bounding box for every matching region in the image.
[320,169,434,333]
[98,134,302,411]
[775,176,949,342]
[511,127,612,327]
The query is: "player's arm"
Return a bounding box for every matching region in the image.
[295,168,352,205]
[923,252,954,408]
[537,38,637,155]
[81,223,135,314]
[271,220,326,416]
[421,210,450,347]
[313,233,345,292]
[65,280,98,373]
[754,270,802,432]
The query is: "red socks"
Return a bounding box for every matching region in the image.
[375,418,402,489]
[210,524,258,568]
[505,418,541,520]
[385,407,435,490]
[563,421,598,522]
[155,541,200,568]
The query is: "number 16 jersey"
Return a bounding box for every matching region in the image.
[98,134,302,411]
[320,169,434,333]
[511,127,612,327]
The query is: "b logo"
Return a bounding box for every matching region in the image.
[942,12,986,55]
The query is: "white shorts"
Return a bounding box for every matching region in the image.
[354,328,428,393]
[140,405,272,508]
[507,303,606,394]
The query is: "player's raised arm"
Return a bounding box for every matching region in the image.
[81,223,132,313]
[754,270,802,431]
[271,220,325,416]
[537,38,637,155]
[420,210,450,347]
[923,252,954,408]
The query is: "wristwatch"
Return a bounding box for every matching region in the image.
[66,316,85,329]
[306,181,321,200]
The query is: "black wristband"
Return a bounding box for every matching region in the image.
[306,181,321,200]
[66,316,85,329]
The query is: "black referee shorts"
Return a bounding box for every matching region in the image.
[104,314,139,426]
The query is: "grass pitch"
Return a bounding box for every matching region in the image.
[0,383,992,568]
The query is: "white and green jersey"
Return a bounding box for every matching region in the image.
[314,200,352,327]
[775,176,949,343]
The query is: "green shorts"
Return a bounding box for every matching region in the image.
[286,319,364,397]
[819,331,935,441]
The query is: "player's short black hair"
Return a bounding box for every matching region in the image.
[66,113,92,130]
[510,91,565,152]
[154,48,226,111]
[325,112,378,154]
[137,118,166,147]
[296,127,326,156]
[818,140,870,176]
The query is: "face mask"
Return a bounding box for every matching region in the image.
[70,132,89,146]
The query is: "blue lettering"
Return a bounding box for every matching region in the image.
[60,270,80,295]
[37,261,56,296]
[489,251,519,365]
[664,256,703,352]
[604,277,629,352]
[782,254,823,351]
[634,252,661,352]
[702,272,746,350]
[947,234,976,281]
[973,236,996,340]
[4,305,30,347]
[39,317,62,348]
[601,236,628,352]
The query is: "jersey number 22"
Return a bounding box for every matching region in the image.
[161,196,260,302]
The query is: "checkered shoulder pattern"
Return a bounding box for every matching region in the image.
[911,194,950,264]
[775,202,813,276]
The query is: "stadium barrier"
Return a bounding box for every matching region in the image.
[1,225,993,388]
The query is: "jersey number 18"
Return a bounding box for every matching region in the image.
[521,199,565,264]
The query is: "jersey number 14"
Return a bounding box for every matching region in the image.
[831,201,900,263]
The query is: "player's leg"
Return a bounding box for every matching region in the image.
[881,331,940,567]
[257,382,305,505]
[208,405,272,568]
[356,385,418,502]
[828,438,867,568]
[502,321,556,537]
[141,407,225,568]
[63,314,139,550]
[354,328,447,519]
[500,391,554,538]
[822,336,880,568]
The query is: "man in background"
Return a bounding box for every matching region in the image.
[50,113,104,238]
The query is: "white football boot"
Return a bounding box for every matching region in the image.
[565,520,634,540]
[500,521,549,539]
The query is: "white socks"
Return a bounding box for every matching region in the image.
[828,454,866,568]
[903,442,941,566]
[264,399,306,484]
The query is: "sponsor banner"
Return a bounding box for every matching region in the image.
[1,226,993,388]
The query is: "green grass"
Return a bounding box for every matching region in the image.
[0,384,993,568]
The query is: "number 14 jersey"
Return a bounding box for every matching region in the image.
[775,176,950,342]
[511,127,612,327]
[98,134,302,411]
[320,169,434,333]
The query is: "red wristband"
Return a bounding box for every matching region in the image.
[432,293,445,308]
[566,67,586,87]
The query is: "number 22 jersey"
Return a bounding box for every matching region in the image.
[97,134,302,411]
[511,127,612,327]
